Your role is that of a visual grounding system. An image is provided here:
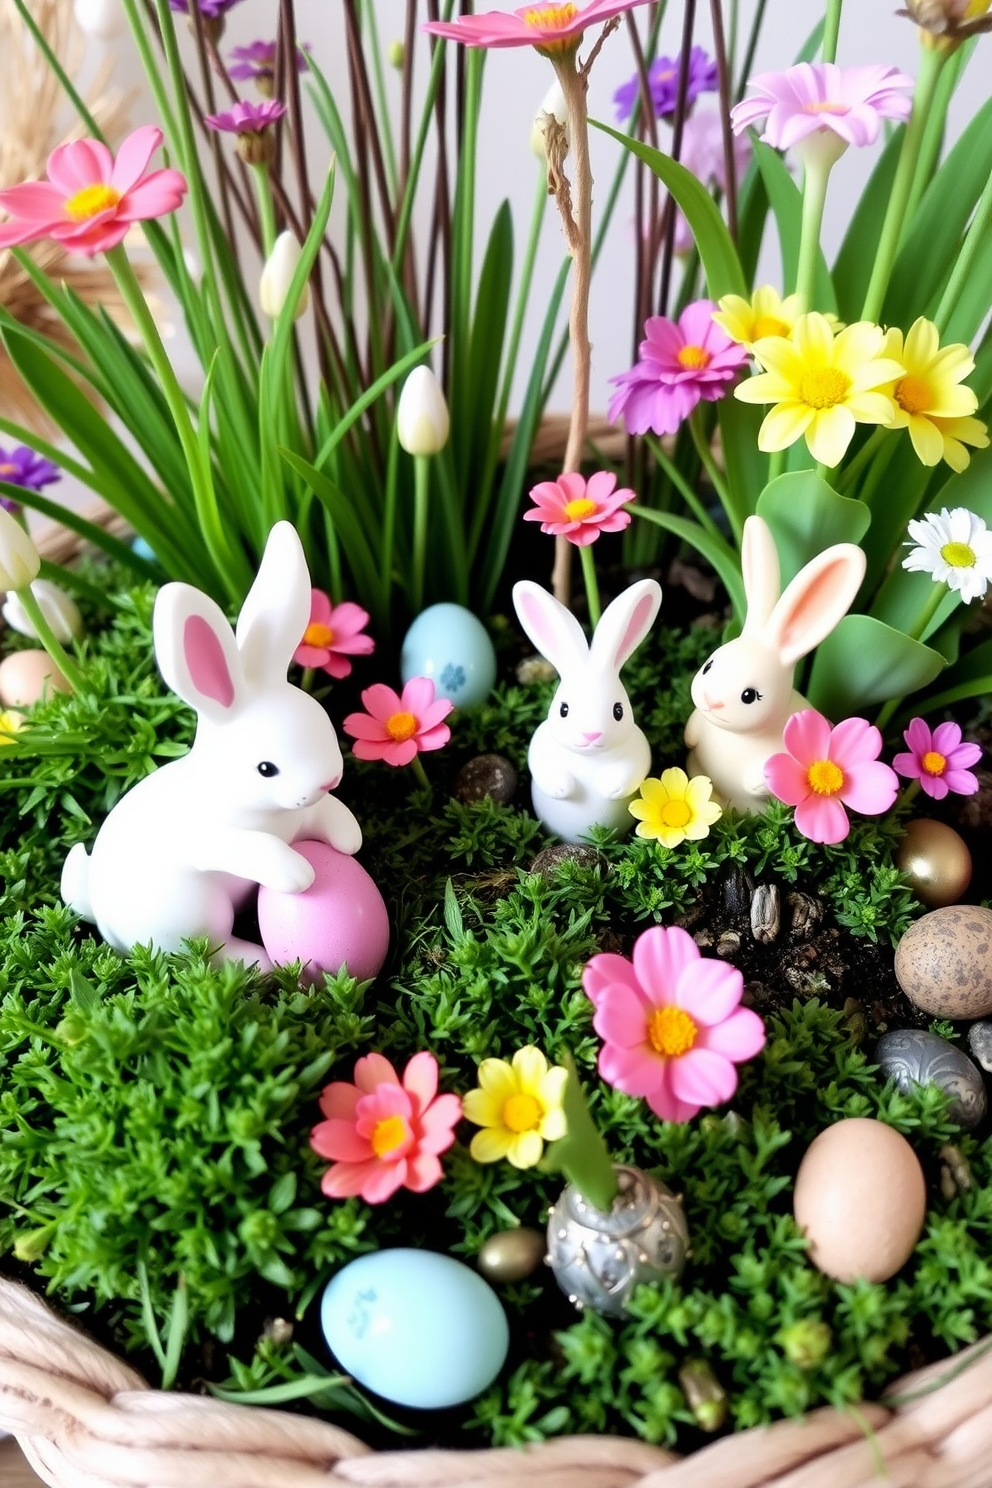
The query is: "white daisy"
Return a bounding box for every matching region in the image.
[902,506,992,604]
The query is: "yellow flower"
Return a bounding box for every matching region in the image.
[713,286,803,349]
[879,317,985,470]
[0,709,24,745]
[463,1046,567,1169]
[629,768,722,849]
[735,312,905,468]
[929,415,991,474]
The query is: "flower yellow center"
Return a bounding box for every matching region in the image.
[802,100,847,114]
[660,799,692,828]
[386,710,418,742]
[807,758,844,796]
[562,497,599,521]
[894,373,933,415]
[678,344,711,370]
[524,2,577,27]
[751,315,790,340]
[371,1114,408,1158]
[64,184,121,221]
[502,1092,543,1134]
[648,1005,698,1058]
[940,540,976,568]
[303,621,334,648]
[922,750,947,776]
[799,367,850,410]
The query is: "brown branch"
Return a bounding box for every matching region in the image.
[709,0,738,243]
[658,0,697,315]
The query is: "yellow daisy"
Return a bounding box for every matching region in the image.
[713,286,803,349]
[463,1046,567,1170]
[0,709,23,745]
[879,317,985,470]
[628,768,722,849]
[735,312,905,468]
[929,415,991,474]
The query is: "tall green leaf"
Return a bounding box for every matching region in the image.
[756,473,870,589]
[807,615,945,717]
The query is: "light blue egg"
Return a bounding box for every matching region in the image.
[131,535,158,564]
[401,603,496,708]
[321,1249,509,1409]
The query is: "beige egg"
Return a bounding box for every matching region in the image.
[0,649,70,708]
[894,819,972,910]
[894,904,992,1019]
[793,1119,926,1283]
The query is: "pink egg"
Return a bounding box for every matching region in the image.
[258,839,390,983]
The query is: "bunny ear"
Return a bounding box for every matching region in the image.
[154,583,245,724]
[765,543,867,668]
[589,578,662,672]
[236,522,312,688]
[512,580,590,672]
[741,515,781,634]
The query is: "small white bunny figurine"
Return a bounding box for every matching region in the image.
[684,514,866,813]
[512,578,662,844]
[61,522,362,969]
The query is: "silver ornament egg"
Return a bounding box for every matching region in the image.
[875,1029,987,1130]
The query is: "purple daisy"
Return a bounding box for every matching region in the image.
[608,300,749,436]
[614,46,718,122]
[731,63,914,151]
[205,99,287,135]
[229,40,311,95]
[0,445,61,513]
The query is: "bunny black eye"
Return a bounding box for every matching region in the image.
[702,658,714,674]
[559,701,569,718]
[257,761,280,777]
[613,702,624,722]
[740,688,762,705]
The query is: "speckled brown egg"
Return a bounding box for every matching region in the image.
[0,649,70,708]
[894,904,992,1019]
[793,1119,926,1283]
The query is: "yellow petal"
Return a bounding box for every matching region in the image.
[833,320,884,372]
[759,402,814,451]
[658,766,689,797]
[793,312,834,366]
[539,1063,568,1110]
[903,316,939,369]
[654,825,687,849]
[470,1127,514,1163]
[849,357,908,394]
[932,343,975,384]
[748,337,805,382]
[477,1058,517,1102]
[734,370,794,404]
[506,1130,544,1169]
[907,414,945,467]
[806,404,856,467]
[846,391,900,424]
[512,1045,549,1096]
[685,774,715,809]
[462,1088,505,1127]
[539,1105,567,1141]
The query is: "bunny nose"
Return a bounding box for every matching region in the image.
[583,731,602,743]
[703,694,724,712]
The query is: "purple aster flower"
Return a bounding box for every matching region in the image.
[614,46,718,121]
[731,63,914,151]
[0,445,61,512]
[169,0,244,17]
[608,301,749,436]
[892,718,982,800]
[205,99,287,135]
[229,40,311,96]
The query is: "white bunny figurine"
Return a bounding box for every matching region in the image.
[684,514,866,814]
[512,578,662,844]
[61,522,362,969]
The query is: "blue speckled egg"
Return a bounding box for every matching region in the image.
[401,604,496,708]
[321,1249,509,1409]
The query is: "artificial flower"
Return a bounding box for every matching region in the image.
[713,286,804,349]
[422,0,653,55]
[902,507,992,603]
[897,0,992,47]
[463,1046,567,1168]
[583,924,765,1123]
[311,1052,461,1204]
[344,677,453,766]
[204,99,287,135]
[613,46,718,121]
[764,709,899,845]
[0,445,61,514]
[608,300,749,435]
[671,112,751,254]
[3,580,83,645]
[228,40,311,96]
[0,126,187,257]
[731,63,914,152]
[735,312,904,468]
[396,366,450,456]
[629,769,722,848]
[259,231,309,320]
[293,590,374,680]
[168,0,244,15]
[524,469,633,545]
[928,415,991,474]
[0,506,41,592]
[0,710,24,746]
[893,718,982,799]
[879,318,985,469]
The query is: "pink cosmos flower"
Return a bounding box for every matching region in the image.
[608,300,749,435]
[311,1052,462,1205]
[584,925,765,1123]
[731,64,914,152]
[423,0,652,53]
[204,100,287,135]
[293,590,374,681]
[343,677,453,767]
[524,469,633,546]
[764,710,900,845]
[892,718,982,800]
[0,126,187,257]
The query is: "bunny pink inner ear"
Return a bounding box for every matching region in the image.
[184,615,235,707]
[614,593,657,667]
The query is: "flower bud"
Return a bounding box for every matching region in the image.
[3,579,84,644]
[531,80,570,160]
[388,39,405,68]
[397,366,450,456]
[259,232,310,320]
[0,507,41,591]
[73,0,126,39]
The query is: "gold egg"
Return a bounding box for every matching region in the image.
[477,1227,546,1284]
[894,818,972,909]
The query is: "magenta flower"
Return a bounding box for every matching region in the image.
[0,446,61,513]
[169,0,243,16]
[423,0,652,54]
[229,40,310,92]
[608,300,749,435]
[205,100,287,135]
[293,590,374,681]
[731,64,914,151]
[524,469,634,546]
[613,46,718,121]
[311,1052,462,1205]
[343,677,453,767]
[584,925,765,1123]
[892,718,982,800]
[764,710,900,845]
[0,126,187,257]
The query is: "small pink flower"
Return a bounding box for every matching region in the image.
[311,1052,462,1205]
[764,709,900,845]
[343,677,453,767]
[204,100,287,135]
[293,590,374,681]
[608,300,749,436]
[524,469,633,547]
[0,126,187,257]
[892,717,982,800]
[584,925,765,1123]
[731,63,913,152]
[423,0,651,53]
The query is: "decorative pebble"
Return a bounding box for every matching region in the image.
[455,753,517,805]
[477,1227,546,1283]
[257,840,389,983]
[321,1250,509,1409]
[786,891,822,940]
[401,604,497,708]
[0,649,70,708]
[528,843,606,879]
[875,1029,986,1130]
[678,1359,727,1433]
[894,905,992,1020]
[968,1021,992,1074]
[749,884,780,944]
[893,819,972,909]
[793,1118,926,1283]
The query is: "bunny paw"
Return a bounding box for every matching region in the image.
[266,849,317,895]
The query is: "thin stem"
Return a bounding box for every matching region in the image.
[14,585,86,693]
[857,434,898,510]
[252,165,279,258]
[411,454,431,613]
[821,0,843,63]
[363,0,400,193]
[644,434,724,540]
[709,0,738,241]
[579,544,601,627]
[934,165,992,332]
[410,754,431,793]
[689,409,734,532]
[767,449,787,483]
[658,0,697,315]
[795,149,834,310]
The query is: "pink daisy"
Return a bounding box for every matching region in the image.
[524,469,634,546]
[731,63,914,152]
[204,100,287,135]
[764,710,900,845]
[343,677,453,767]
[311,1052,462,1205]
[892,718,982,800]
[608,300,749,436]
[583,925,766,1124]
[293,590,374,681]
[422,0,652,54]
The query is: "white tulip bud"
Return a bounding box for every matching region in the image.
[3,579,84,644]
[0,508,40,592]
[73,0,126,40]
[397,366,450,456]
[259,232,310,320]
[531,80,570,160]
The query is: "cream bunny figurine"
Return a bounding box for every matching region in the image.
[512,578,662,843]
[61,522,362,969]
[684,514,866,813]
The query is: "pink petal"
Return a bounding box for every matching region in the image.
[310,1119,372,1163]
[415,724,451,754]
[405,1152,444,1192]
[356,1082,411,1128]
[294,643,330,668]
[783,708,832,765]
[116,171,188,221]
[918,773,948,800]
[944,769,979,796]
[418,696,455,730]
[946,741,982,770]
[321,654,351,680]
[904,717,933,756]
[343,712,391,741]
[891,751,922,781]
[675,957,743,1026]
[646,1062,700,1123]
[838,759,899,815]
[46,138,114,194]
[321,1158,381,1198]
[401,675,437,716]
[794,792,850,844]
[583,952,643,1008]
[829,716,883,770]
[383,738,419,767]
[360,682,404,722]
[309,589,333,625]
[110,126,164,194]
[679,299,719,347]
[632,925,700,1007]
[402,1050,438,1115]
[670,1047,738,1106]
[698,1006,766,1062]
[319,1081,360,1120]
[764,751,812,806]
[585,470,619,504]
[328,600,371,638]
[598,1041,664,1099]
[354,1052,400,1093]
[331,634,375,658]
[360,1160,407,1204]
[418,1095,461,1153]
[0,221,50,250]
[0,182,69,221]
[593,986,650,1049]
[930,720,963,756]
[350,739,394,763]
